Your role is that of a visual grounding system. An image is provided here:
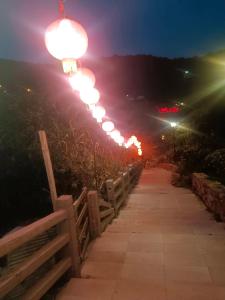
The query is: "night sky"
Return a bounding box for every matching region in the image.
[1,0,225,62]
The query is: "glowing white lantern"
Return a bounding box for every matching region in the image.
[69,68,95,91]
[45,18,88,63]
[92,106,106,123]
[102,121,114,133]
[80,88,100,105]
[116,135,125,146]
[110,130,121,140]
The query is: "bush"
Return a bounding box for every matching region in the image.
[0,64,137,235]
[204,148,225,184]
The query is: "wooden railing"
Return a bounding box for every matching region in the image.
[73,188,90,261]
[106,162,142,215]
[0,209,74,300]
[0,161,143,299]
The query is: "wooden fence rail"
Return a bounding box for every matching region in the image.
[0,161,143,299]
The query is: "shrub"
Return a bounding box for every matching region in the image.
[0,65,136,234]
[204,148,225,184]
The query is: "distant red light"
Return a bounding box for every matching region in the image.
[158,107,180,113]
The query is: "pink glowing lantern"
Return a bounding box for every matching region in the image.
[80,88,100,105]
[69,68,95,91]
[110,130,121,140]
[92,106,106,123]
[116,135,125,146]
[102,121,114,133]
[45,18,88,73]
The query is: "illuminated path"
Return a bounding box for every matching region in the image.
[57,168,225,300]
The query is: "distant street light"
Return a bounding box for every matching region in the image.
[170,122,177,128]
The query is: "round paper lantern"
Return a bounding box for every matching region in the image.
[80,88,100,105]
[102,121,114,133]
[92,106,106,123]
[110,130,121,140]
[45,18,88,60]
[69,68,95,91]
[116,135,125,146]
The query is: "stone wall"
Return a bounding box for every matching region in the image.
[192,173,225,221]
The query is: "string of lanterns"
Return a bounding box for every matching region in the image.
[44,0,143,156]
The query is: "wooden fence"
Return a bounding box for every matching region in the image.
[0,161,143,299]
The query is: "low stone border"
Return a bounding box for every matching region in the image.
[192,173,225,221]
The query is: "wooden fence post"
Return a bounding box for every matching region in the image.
[87,191,101,239]
[55,195,81,277]
[106,179,116,212]
[119,172,126,203]
[124,171,129,199]
[39,130,57,211]
[128,166,133,192]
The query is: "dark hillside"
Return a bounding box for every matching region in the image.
[1,51,225,234]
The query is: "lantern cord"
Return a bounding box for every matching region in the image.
[59,0,65,17]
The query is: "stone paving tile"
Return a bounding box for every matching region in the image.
[56,279,116,300]
[164,251,206,267]
[166,282,222,300]
[209,267,225,286]
[127,240,164,253]
[82,261,123,280]
[90,237,128,252]
[160,225,193,234]
[100,232,131,241]
[112,280,166,300]
[120,263,165,286]
[165,265,212,284]
[86,250,126,264]
[203,252,225,267]
[129,232,163,243]
[162,233,197,244]
[163,241,201,254]
[216,286,225,300]
[125,251,164,266]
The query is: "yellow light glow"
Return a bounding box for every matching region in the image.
[138,149,143,156]
[62,59,77,74]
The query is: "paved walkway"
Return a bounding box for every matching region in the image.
[57,168,225,300]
